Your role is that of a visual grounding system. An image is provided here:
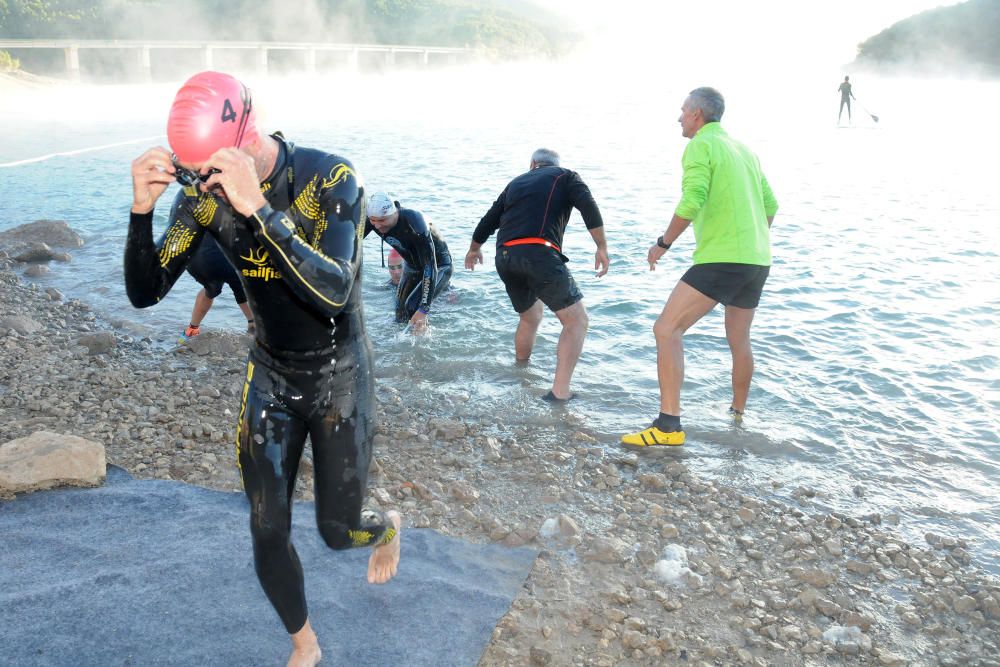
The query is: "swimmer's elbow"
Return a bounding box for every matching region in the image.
[125,288,159,309]
[297,269,354,319]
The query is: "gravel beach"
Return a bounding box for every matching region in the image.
[1,242,998,667]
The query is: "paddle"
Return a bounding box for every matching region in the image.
[855,98,880,123]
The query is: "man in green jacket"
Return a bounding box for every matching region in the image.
[622,87,777,447]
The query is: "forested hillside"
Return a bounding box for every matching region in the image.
[854,0,1000,75]
[0,0,576,55]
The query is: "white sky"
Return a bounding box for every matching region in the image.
[539,0,962,70]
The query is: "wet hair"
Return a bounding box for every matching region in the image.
[688,87,725,123]
[845,75,850,81]
[531,148,560,167]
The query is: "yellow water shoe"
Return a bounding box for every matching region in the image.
[620,424,685,447]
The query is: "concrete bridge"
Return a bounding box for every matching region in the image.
[0,39,477,80]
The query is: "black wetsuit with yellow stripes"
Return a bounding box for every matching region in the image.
[123,134,393,635]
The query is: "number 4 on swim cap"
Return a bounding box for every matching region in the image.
[167,71,259,163]
[221,99,237,124]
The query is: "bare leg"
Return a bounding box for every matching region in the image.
[238,300,253,323]
[514,300,544,361]
[551,300,588,399]
[287,619,322,667]
[654,281,718,415]
[368,510,402,584]
[188,288,213,327]
[725,305,756,412]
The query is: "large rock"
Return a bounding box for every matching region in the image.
[0,431,106,494]
[789,566,836,588]
[75,331,117,356]
[180,330,248,357]
[0,315,42,335]
[0,220,85,252]
[583,536,631,564]
[13,242,55,263]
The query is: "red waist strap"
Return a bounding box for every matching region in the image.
[501,237,561,252]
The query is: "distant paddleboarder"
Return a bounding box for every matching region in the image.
[123,71,400,667]
[838,75,856,123]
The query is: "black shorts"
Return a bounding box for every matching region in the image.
[681,263,770,309]
[495,245,583,313]
[187,237,247,304]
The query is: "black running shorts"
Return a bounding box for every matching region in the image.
[187,238,247,304]
[681,263,770,309]
[495,245,583,313]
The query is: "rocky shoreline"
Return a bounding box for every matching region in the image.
[1,239,999,666]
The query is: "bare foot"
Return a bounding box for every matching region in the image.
[367,510,401,584]
[287,620,322,667]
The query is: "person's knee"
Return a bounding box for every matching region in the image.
[729,342,753,361]
[557,301,587,329]
[250,516,290,554]
[653,317,680,341]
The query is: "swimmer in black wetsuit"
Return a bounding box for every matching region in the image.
[364,192,452,333]
[181,233,255,341]
[123,71,400,667]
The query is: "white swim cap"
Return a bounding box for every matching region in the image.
[368,192,396,218]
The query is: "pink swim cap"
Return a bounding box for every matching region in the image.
[167,71,258,164]
[387,248,403,263]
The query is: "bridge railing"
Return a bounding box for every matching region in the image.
[0,39,479,80]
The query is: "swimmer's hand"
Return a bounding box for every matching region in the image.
[130,147,176,214]
[647,243,668,270]
[464,247,484,270]
[594,247,609,277]
[409,310,428,335]
[200,148,267,217]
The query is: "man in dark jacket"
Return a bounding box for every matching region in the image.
[466,148,609,402]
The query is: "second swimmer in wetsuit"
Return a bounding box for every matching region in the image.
[123,71,400,667]
[364,191,453,333]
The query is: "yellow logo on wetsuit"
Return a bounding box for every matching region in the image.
[348,529,374,546]
[158,224,196,269]
[324,163,356,190]
[240,246,283,282]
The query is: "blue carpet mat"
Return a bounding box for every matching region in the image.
[0,467,536,666]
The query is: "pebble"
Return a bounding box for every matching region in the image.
[529,647,552,665]
[954,595,978,614]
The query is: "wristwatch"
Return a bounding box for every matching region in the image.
[656,236,672,250]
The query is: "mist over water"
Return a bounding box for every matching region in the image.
[1,60,998,571]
